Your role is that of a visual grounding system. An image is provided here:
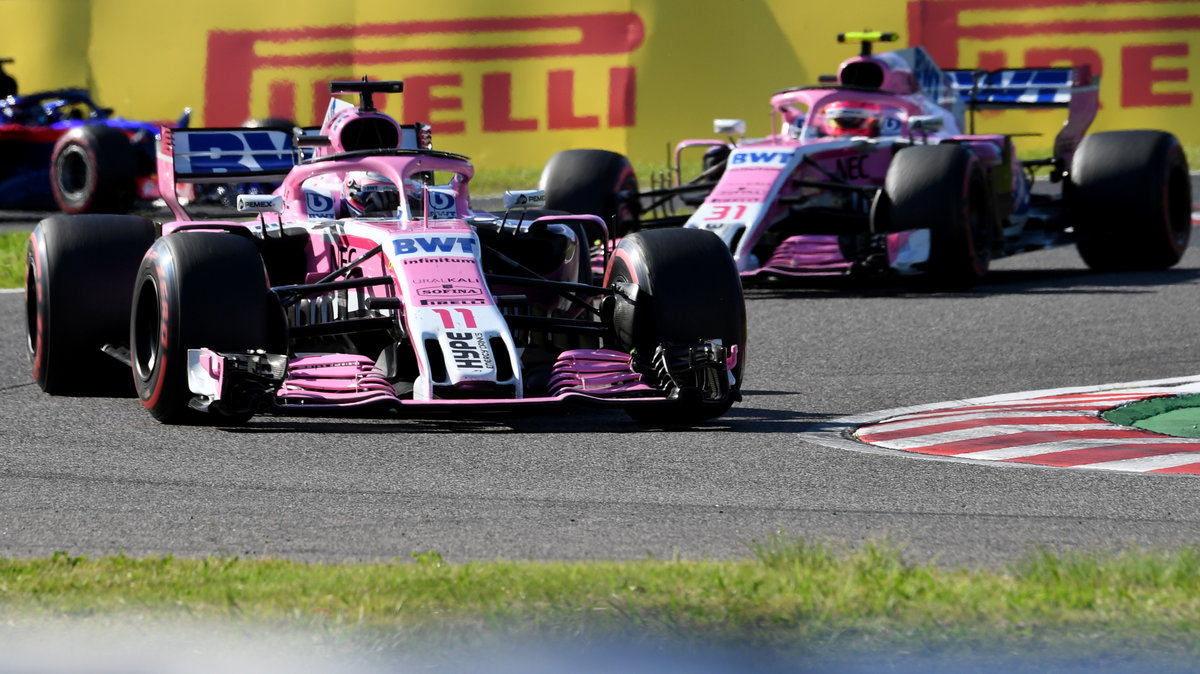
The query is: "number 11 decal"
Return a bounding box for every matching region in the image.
[432,308,477,329]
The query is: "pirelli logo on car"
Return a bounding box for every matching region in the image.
[204,13,645,131]
[908,0,1198,109]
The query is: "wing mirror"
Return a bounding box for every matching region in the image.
[237,194,284,213]
[503,189,546,210]
[909,115,944,134]
[713,118,746,137]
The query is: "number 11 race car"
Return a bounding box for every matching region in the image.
[540,32,1192,289]
[25,79,746,424]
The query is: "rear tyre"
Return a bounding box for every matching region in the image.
[604,228,745,423]
[25,214,155,395]
[540,149,640,242]
[50,125,138,214]
[886,144,993,290]
[1069,130,1191,271]
[131,233,278,424]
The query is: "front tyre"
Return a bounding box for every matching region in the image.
[131,233,278,424]
[1069,130,1191,271]
[604,228,746,423]
[886,144,994,290]
[25,215,155,395]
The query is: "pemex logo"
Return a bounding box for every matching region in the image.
[205,13,645,132]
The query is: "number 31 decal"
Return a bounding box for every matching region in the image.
[705,204,747,220]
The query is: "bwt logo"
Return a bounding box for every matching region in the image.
[730,150,794,167]
[427,189,455,211]
[907,0,1198,108]
[205,13,644,131]
[392,236,477,256]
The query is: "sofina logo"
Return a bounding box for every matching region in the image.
[205,13,644,130]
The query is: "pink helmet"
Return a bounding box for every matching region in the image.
[822,101,882,137]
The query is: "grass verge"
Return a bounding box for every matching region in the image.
[0,230,25,290]
[3,537,1200,665]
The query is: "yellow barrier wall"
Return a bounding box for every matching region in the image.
[2,0,1196,167]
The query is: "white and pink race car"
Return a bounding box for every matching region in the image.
[25,79,745,424]
[541,31,1192,289]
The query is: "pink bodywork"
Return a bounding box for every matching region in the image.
[673,48,1098,278]
[160,115,659,410]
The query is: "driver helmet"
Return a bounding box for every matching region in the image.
[343,171,399,217]
[822,101,882,137]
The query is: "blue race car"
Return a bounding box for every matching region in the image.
[0,59,166,213]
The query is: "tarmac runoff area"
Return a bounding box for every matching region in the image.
[829,376,1200,476]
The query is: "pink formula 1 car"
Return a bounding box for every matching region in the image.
[25,79,745,424]
[540,32,1192,289]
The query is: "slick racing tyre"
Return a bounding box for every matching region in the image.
[886,144,994,290]
[131,233,278,424]
[604,228,745,423]
[540,149,641,242]
[1069,130,1191,271]
[25,214,155,395]
[50,125,139,214]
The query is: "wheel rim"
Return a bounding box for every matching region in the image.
[55,145,90,201]
[1167,165,1191,251]
[24,256,39,360]
[965,177,990,276]
[132,276,161,380]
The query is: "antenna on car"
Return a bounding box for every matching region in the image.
[0,57,17,98]
[329,76,404,113]
[837,31,898,57]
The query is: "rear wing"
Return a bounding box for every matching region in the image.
[157,126,297,221]
[946,66,1099,161]
[947,67,1096,109]
[159,127,297,183]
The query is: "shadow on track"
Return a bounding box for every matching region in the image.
[214,397,817,436]
[743,267,1200,301]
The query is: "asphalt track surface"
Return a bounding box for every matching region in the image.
[4,199,1200,569]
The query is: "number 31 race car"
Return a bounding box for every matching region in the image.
[540,32,1193,288]
[25,79,746,424]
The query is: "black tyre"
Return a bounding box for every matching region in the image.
[1069,130,1191,271]
[540,149,640,242]
[25,214,155,395]
[131,233,278,424]
[50,125,138,214]
[603,228,745,423]
[886,144,994,289]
